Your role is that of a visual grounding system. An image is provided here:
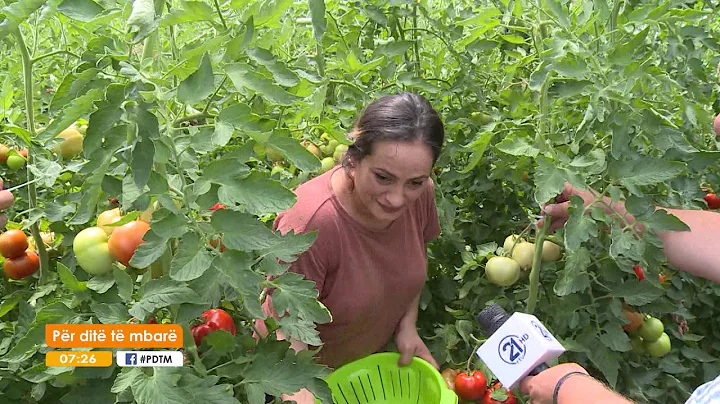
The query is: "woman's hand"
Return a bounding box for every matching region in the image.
[395,323,439,369]
[0,178,15,228]
[282,388,316,404]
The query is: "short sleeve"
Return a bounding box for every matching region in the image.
[423,180,441,243]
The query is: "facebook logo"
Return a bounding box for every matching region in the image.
[117,351,183,367]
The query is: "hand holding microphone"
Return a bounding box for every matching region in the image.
[474,303,566,390]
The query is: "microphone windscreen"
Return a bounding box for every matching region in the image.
[476,303,511,337]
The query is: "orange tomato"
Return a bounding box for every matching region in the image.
[108,221,150,266]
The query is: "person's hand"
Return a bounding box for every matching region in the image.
[519,363,589,404]
[395,324,439,370]
[0,178,15,228]
[282,388,315,404]
[537,182,597,232]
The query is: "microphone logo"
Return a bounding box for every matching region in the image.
[498,334,529,365]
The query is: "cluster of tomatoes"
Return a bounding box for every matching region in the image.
[622,306,671,358]
[0,145,28,171]
[441,368,516,403]
[0,229,40,279]
[302,132,349,173]
[73,207,150,275]
[483,234,562,287]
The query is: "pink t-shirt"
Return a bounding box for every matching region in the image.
[267,166,441,369]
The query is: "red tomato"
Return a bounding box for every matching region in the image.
[633,264,645,281]
[705,193,720,209]
[3,251,39,280]
[191,308,236,347]
[622,308,644,331]
[108,220,150,266]
[483,382,516,404]
[209,203,226,211]
[454,370,486,401]
[659,273,665,283]
[0,229,29,258]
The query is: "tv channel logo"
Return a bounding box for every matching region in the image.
[117,351,183,367]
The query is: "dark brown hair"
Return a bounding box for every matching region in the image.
[341,92,445,170]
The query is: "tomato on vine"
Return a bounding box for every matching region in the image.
[191,308,236,347]
[454,370,486,401]
[622,308,644,332]
[482,382,516,404]
[705,193,720,209]
[108,220,150,267]
[3,251,39,280]
[0,229,29,258]
[638,316,664,342]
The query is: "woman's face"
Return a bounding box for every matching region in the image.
[349,139,434,226]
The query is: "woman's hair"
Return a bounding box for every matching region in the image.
[341,92,444,169]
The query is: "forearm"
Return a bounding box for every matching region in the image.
[397,290,422,332]
[558,375,632,404]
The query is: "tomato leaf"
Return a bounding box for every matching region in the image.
[564,195,598,250]
[308,0,326,41]
[130,231,170,269]
[262,230,317,263]
[0,0,47,40]
[213,251,264,318]
[608,158,686,189]
[115,266,134,303]
[269,272,331,329]
[128,278,203,321]
[91,303,130,325]
[87,274,116,294]
[266,130,321,172]
[2,302,80,363]
[160,1,216,27]
[581,332,620,387]
[0,292,23,318]
[217,173,296,216]
[611,282,664,306]
[126,367,192,404]
[57,0,105,21]
[246,47,300,87]
[534,157,569,205]
[126,0,157,43]
[495,136,540,157]
[57,263,88,293]
[600,324,632,352]
[554,247,591,296]
[225,63,300,106]
[169,232,212,282]
[211,210,277,251]
[177,53,215,104]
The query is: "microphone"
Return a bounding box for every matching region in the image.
[474,303,565,389]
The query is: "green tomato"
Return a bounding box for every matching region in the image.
[511,241,535,270]
[638,317,664,342]
[73,226,115,275]
[630,336,645,355]
[6,155,26,171]
[485,256,521,286]
[503,234,524,252]
[320,157,335,173]
[328,139,339,151]
[644,332,671,357]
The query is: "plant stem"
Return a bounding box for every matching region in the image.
[202,77,227,114]
[213,0,228,30]
[527,217,550,314]
[13,28,50,285]
[31,50,79,64]
[172,112,214,128]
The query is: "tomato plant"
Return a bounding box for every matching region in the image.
[73,227,115,275]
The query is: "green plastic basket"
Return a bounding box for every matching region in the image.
[317,352,458,404]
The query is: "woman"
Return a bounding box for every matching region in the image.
[255,92,445,402]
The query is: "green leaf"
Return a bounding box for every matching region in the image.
[211,121,234,149]
[609,158,685,188]
[40,87,106,144]
[495,136,540,157]
[129,277,204,321]
[2,302,80,363]
[270,272,331,326]
[262,230,317,263]
[546,0,570,27]
[131,367,191,404]
[57,263,88,292]
[91,303,130,324]
[49,68,100,113]
[308,0,326,41]
[585,341,620,387]
[266,130,321,172]
[564,196,598,250]
[170,232,212,282]
[213,252,264,318]
[0,0,47,40]
[0,292,23,318]
[246,47,299,87]
[643,209,691,232]
[534,157,567,205]
[57,0,104,21]
[115,266,134,302]
[151,210,189,239]
[608,27,650,66]
[111,367,144,395]
[161,1,216,26]
[218,173,296,215]
[61,379,116,404]
[225,63,300,105]
[87,274,116,294]
[554,247,591,296]
[611,282,664,306]
[177,53,215,104]
[460,128,496,173]
[218,104,276,133]
[126,0,157,43]
[130,231,170,269]
[277,317,322,346]
[600,325,631,352]
[211,210,278,251]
